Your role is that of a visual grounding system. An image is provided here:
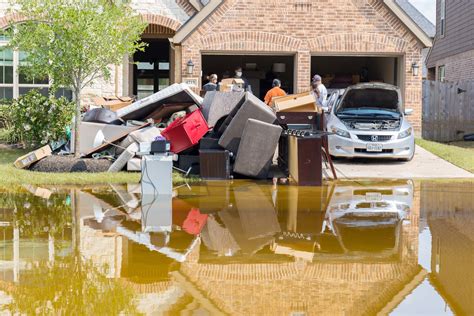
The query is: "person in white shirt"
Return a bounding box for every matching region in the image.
[312,74,328,107]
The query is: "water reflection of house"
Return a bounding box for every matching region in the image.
[423,182,474,315]
[175,181,422,316]
[76,180,428,315]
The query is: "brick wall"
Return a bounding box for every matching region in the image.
[180,0,425,132]
[432,49,474,82]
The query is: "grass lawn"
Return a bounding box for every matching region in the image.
[416,138,474,173]
[0,148,191,185]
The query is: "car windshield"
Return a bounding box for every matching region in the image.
[337,88,400,114]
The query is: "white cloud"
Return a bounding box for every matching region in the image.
[409,0,436,23]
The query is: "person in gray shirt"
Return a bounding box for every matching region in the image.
[312,74,328,107]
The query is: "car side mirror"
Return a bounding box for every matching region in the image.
[404,108,413,116]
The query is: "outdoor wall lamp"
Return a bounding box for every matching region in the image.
[411,62,420,77]
[186,60,194,75]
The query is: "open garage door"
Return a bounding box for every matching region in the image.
[202,54,295,99]
[311,56,402,89]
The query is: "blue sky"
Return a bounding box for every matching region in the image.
[409,0,436,23]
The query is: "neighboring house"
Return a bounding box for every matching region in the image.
[426,1,474,82]
[0,0,433,132]
[395,0,435,79]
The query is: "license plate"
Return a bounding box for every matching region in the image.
[366,143,383,152]
[366,192,382,202]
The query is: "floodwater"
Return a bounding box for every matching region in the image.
[0,180,472,315]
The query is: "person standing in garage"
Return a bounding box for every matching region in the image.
[312,74,328,107]
[264,79,286,106]
[202,74,219,94]
[234,66,251,92]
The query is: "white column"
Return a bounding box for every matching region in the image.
[13,227,19,283]
[48,233,55,263]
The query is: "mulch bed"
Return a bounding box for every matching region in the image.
[30,155,113,173]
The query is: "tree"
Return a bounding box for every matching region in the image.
[7,0,147,156]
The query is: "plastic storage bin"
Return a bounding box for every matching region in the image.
[161,109,209,153]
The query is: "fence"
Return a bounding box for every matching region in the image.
[422,80,474,142]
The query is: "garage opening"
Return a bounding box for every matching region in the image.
[311,56,402,89]
[202,54,295,99]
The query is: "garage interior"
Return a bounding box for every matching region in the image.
[202,54,295,99]
[311,56,402,89]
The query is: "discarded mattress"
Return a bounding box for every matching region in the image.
[116,83,203,121]
[233,119,282,178]
[202,91,245,128]
[218,92,277,153]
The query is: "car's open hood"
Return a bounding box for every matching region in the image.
[336,84,401,113]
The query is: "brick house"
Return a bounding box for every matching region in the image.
[426,1,474,82]
[0,0,432,131]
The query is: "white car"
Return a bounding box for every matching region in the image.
[326,83,415,161]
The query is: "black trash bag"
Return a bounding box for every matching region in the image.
[464,133,474,141]
[83,108,123,125]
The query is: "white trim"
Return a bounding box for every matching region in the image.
[188,0,203,11]
[172,0,223,44]
[383,0,433,47]
[13,49,18,98]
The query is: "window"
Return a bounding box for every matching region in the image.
[0,36,71,100]
[440,0,446,37]
[438,65,446,82]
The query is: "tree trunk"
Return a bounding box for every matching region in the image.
[73,87,81,158]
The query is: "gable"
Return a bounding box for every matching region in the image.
[174,0,430,49]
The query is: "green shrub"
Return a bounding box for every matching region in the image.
[10,90,74,148]
[0,101,20,144]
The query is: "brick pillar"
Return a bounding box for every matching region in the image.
[405,50,423,134]
[181,47,201,94]
[296,50,311,93]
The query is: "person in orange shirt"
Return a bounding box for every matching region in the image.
[264,79,286,106]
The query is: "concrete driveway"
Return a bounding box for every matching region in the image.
[332,145,474,179]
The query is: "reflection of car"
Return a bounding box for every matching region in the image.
[324,180,413,256]
[271,181,414,261]
[326,83,415,160]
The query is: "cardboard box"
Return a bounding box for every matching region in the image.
[219,78,245,92]
[14,145,52,169]
[272,92,320,113]
[93,96,133,112]
[23,185,52,199]
[352,75,361,84]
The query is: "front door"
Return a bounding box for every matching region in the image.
[133,39,170,99]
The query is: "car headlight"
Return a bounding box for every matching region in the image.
[398,127,412,139]
[331,127,351,138]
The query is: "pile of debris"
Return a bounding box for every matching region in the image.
[15,83,335,185]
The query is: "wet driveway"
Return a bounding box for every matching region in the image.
[0,180,472,315]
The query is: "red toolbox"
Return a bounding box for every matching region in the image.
[162,109,209,153]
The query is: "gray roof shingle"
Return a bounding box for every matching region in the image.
[395,0,436,38]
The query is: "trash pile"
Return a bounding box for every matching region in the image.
[15,83,336,185]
